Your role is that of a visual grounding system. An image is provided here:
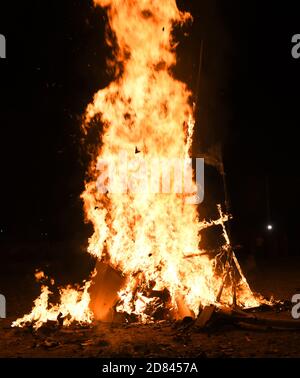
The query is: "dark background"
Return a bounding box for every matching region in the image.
[0,0,299,265]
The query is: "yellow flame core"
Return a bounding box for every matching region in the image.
[12,0,261,330]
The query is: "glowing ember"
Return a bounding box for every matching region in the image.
[12,0,261,330]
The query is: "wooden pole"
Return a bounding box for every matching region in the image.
[194,40,204,112]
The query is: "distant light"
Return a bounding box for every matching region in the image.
[267,224,273,230]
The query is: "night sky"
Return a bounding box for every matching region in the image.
[0,1,299,256]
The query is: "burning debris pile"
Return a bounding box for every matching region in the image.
[12,0,261,331]
[12,271,93,330]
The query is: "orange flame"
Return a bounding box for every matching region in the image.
[82,0,260,319]
[12,279,93,330]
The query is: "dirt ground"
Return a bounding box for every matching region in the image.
[1,249,300,358]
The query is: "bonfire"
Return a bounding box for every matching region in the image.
[12,0,261,331]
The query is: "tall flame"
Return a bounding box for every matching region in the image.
[12,0,260,330]
[82,0,259,319]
